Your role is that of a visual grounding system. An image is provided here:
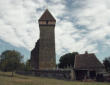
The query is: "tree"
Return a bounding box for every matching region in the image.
[25,59,32,71]
[58,52,78,68]
[103,57,110,72]
[0,50,23,76]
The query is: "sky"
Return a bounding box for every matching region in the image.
[0,0,110,63]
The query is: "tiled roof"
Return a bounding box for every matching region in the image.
[74,53,104,70]
[39,9,56,21]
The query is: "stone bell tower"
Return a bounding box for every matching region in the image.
[38,9,56,69]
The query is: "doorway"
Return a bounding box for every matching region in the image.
[89,71,96,79]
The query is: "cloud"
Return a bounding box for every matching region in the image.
[55,0,110,61]
[55,19,98,57]
[0,0,110,62]
[0,0,39,49]
[0,0,67,52]
[76,0,110,50]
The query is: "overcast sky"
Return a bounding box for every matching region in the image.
[0,0,110,63]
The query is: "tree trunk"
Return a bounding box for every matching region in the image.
[12,71,14,77]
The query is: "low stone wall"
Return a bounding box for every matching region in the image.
[16,69,75,80]
[16,70,35,76]
[35,69,72,80]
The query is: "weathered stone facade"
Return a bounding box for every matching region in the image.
[31,9,56,70]
[31,39,40,69]
[39,25,56,69]
[16,69,75,80]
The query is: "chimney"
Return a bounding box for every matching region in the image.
[85,51,88,54]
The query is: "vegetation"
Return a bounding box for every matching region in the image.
[58,52,78,68]
[0,50,24,76]
[0,50,32,77]
[0,71,110,85]
[25,59,32,71]
[103,57,110,72]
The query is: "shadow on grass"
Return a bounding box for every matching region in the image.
[0,72,12,77]
[14,75,29,79]
[0,72,29,79]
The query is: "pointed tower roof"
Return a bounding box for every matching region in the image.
[39,9,56,21]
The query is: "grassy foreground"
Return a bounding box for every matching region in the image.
[0,71,109,85]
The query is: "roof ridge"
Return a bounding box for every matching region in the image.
[76,53,95,55]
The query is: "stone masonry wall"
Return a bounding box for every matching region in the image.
[39,25,56,69]
[16,69,75,80]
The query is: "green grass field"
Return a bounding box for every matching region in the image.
[0,71,109,85]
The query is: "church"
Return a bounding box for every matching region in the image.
[30,9,105,80]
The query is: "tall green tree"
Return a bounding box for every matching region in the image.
[103,57,110,72]
[58,52,78,68]
[0,50,23,76]
[25,59,32,71]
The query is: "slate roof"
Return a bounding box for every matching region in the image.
[74,52,104,70]
[39,9,56,21]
